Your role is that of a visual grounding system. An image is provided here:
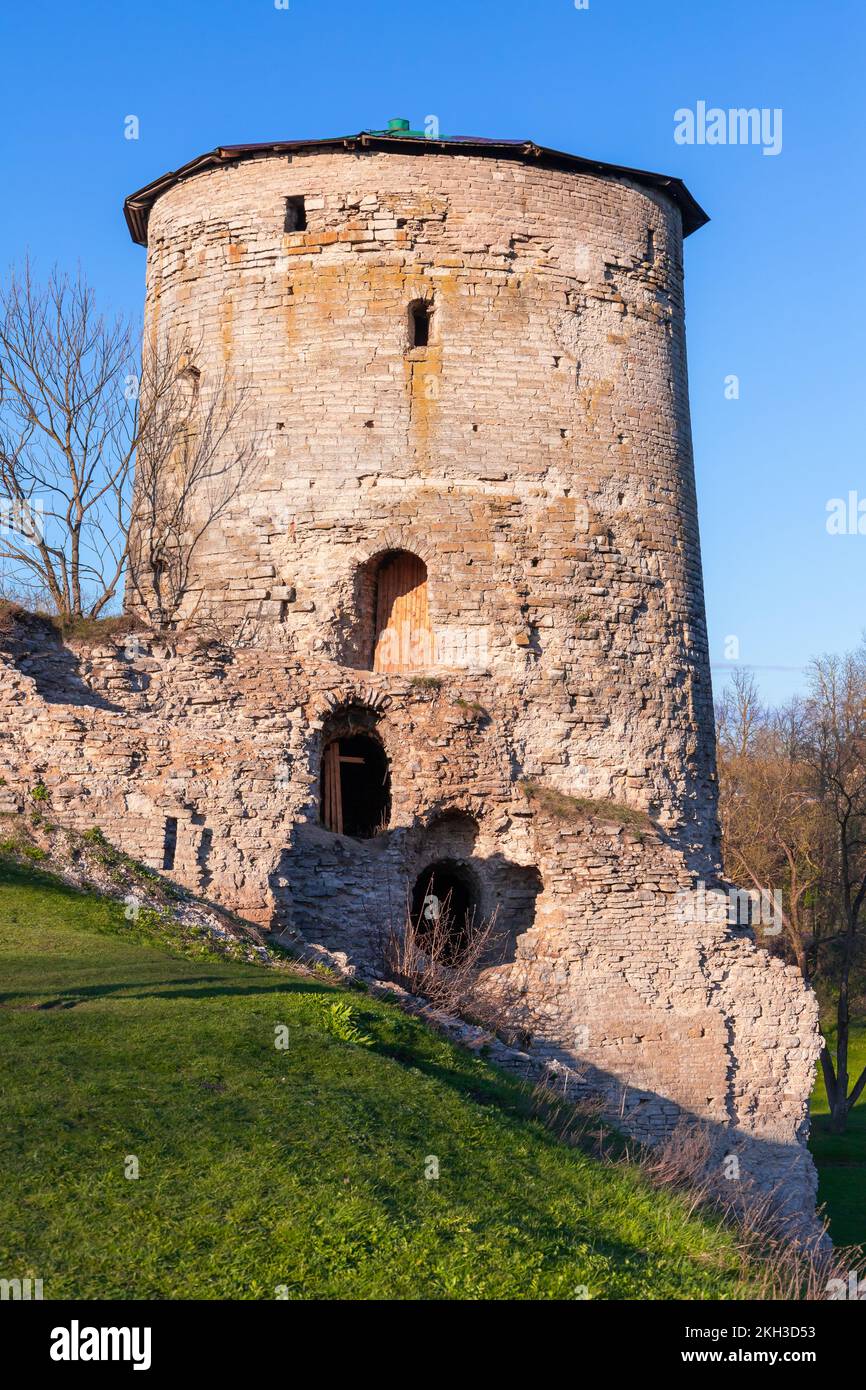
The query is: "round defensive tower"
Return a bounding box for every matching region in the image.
[126,121,717,851]
[0,124,821,1226]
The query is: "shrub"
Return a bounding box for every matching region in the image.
[315,997,374,1047]
[380,899,522,1041]
[409,676,442,692]
[454,698,490,721]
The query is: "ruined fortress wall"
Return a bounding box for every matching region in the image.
[0,146,824,1229]
[0,630,822,1228]
[138,148,716,846]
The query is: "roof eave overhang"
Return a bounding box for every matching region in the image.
[123,132,709,247]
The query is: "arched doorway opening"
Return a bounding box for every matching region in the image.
[410,859,479,962]
[320,732,391,838]
[373,550,431,672]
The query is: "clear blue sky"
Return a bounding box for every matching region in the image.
[1,0,863,705]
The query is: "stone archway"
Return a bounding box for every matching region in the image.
[318,702,392,838]
[340,542,435,673]
[320,731,391,838]
[410,858,480,962]
[372,550,432,672]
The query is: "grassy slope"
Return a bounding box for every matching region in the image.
[0,858,755,1301]
[810,1024,866,1249]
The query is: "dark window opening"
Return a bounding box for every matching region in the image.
[410,300,432,349]
[162,817,178,871]
[195,826,213,891]
[321,734,390,838]
[646,228,655,261]
[284,196,307,232]
[411,860,478,962]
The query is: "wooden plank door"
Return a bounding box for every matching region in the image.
[322,741,343,834]
[373,552,431,672]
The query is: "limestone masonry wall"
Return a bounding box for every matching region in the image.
[137,147,716,841]
[0,143,823,1230]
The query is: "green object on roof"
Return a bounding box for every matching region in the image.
[364,117,435,139]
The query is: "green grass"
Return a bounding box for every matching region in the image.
[810,1023,866,1249]
[0,858,761,1300]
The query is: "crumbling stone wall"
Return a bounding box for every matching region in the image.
[0,625,822,1229]
[0,143,824,1230]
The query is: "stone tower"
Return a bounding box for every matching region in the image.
[126,124,719,841]
[0,125,821,1229]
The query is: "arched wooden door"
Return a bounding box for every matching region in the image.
[373,552,431,672]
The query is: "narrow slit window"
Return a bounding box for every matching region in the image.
[181,364,201,401]
[284,196,307,232]
[162,817,178,871]
[410,301,432,348]
[197,826,213,866]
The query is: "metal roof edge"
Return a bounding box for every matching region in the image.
[123,133,709,247]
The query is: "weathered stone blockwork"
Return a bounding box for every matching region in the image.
[0,135,823,1227]
[135,144,718,835]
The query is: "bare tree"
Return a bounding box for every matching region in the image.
[126,338,258,630]
[717,671,828,979]
[0,260,258,628]
[0,262,137,618]
[716,666,764,759]
[803,651,866,1134]
[718,659,866,1135]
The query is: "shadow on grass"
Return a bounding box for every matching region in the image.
[0,974,332,1006]
[0,853,826,1245]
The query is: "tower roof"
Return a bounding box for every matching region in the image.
[123,127,709,247]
